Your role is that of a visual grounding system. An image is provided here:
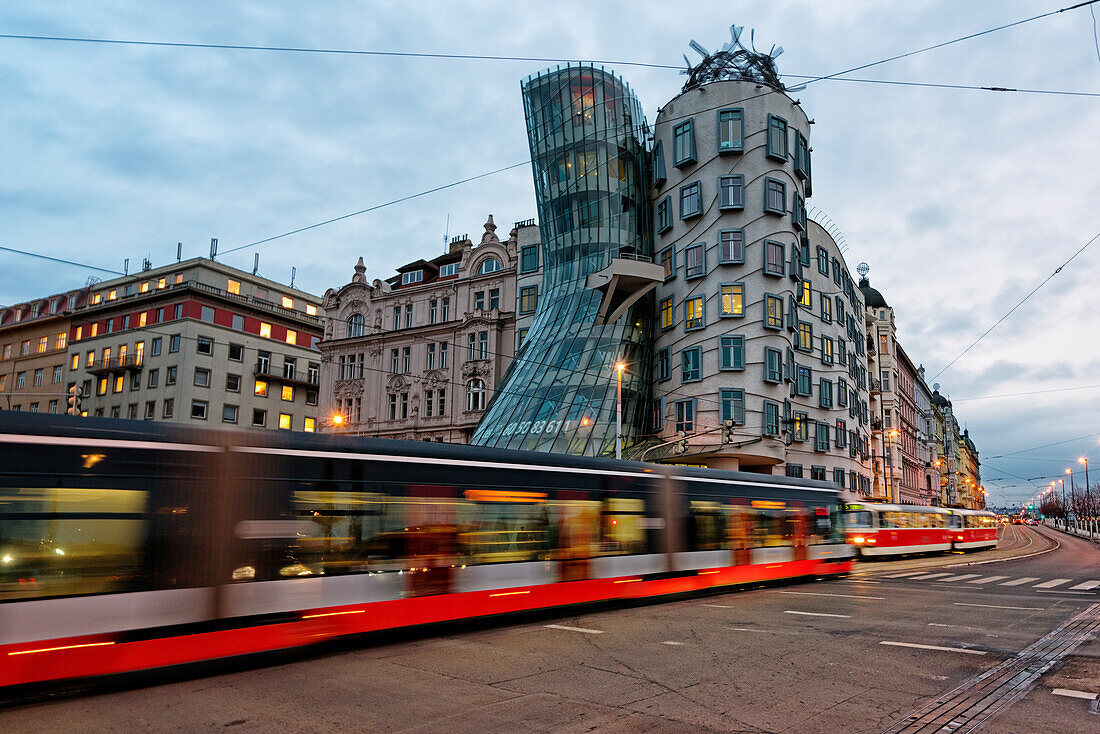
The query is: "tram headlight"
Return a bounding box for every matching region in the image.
[852,536,865,544]
[1,554,12,564]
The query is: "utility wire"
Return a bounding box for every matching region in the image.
[0,245,124,275]
[950,383,1100,402]
[783,74,1100,98]
[930,229,1100,382]
[987,431,1100,459]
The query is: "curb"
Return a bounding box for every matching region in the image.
[945,527,1060,567]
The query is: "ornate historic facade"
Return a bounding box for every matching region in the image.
[319,217,536,442]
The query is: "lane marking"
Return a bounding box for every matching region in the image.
[1000,577,1041,586]
[967,576,1010,584]
[1070,580,1100,591]
[544,624,603,634]
[701,604,734,608]
[1034,578,1072,588]
[938,574,982,583]
[1035,590,1093,595]
[1052,688,1098,700]
[910,573,952,581]
[732,627,779,633]
[784,610,851,618]
[778,591,884,600]
[661,640,686,646]
[883,572,930,578]
[880,641,987,655]
[840,579,881,584]
[954,602,1042,611]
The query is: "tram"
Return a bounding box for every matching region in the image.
[0,413,852,689]
[841,503,998,557]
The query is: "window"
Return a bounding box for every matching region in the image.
[821,336,834,364]
[719,335,745,370]
[837,338,847,366]
[20,340,30,356]
[200,306,215,324]
[227,279,241,295]
[817,247,829,275]
[278,413,292,430]
[282,385,294,402]
[820,294,832,323]
[477,258,502,275]
[786,464,803,478]
[820,378,834,408]
[764,178,786,215]
[169,334,180,353]
[222,404,239,424]
[166,366,177,385]
[660,296,675,330]
[426,343,436,370]
[793,412,809,441]
[148,369,159,388]
[653,139,667,186]
[194,368,210,387]
[656,196,672,234]
[347,314,365,338]
[401,270,423,285]
[517,328,528,347]
[797,365,813,396]
[657,347,670,381]
[466,379,486,411]
[519,285,538,313]
[402,346,411,373]
[767,115,789,160]
[32,368,43,386]
[191,400,208,420]
[836,419,847,447]
[718,229,744,264]
[70,353,79,370]
[720,388,745,424]
[794,131,810,180]
[765,294,784,329]
[681,347,701,382]
[684,296,704,330]
[659,246,675,280]
[163,398,174,418]
[286,330,297,346]
[475,291,486,311]
[798,280,812,308]
[792,193,807,231]
[835,297,845,324]
[720,283,744,317]
[196,336,213,355]
[144,401,155,420]
[281,296,294,310]
[810,466,826,481]
[717,108,744,153]
[304,417,316,432]
[440,341,449,367]
[95,376,105,395]
[679,182,702,219]
[764,347,783,383]
[404,304,413,328]
[833,468,845,487]
[815,423,831,452]
[254,379,268,397]
[151,337,162,357]
[674,400,695,432]
[763,401,780,436]
[881,369,891,391]
[520,245,539,272]
[651,398,665,432]
[252,409,266,427]
[764,240,785,276]
[672,119,696,166]
[439,262,459,278]
[718,175,744,210]
[798,321,813,351]
[838,378,849,408]
[684,244,705,278]
[36,336,47,353]
[390,349,399,374]
[226,374,241,392]
[306,389,317,406]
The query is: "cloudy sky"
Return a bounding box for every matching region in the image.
[2,1,1098,505]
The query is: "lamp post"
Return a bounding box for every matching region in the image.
[614,362,625,460]
[1059,478,1067,530]
[1065,467,1076,531]
[1078,457,1091,539]
[887,429,899,502]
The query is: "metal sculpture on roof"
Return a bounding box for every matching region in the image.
[681,25,801,93]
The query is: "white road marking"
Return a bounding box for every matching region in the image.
[1035,590,1092,595]
[967,576,1010,584]
[938,574,982,583]
[1051,688,1098,700]
[840,579,882,584]
[954,602,1043,611]
[544,624,603,634]
[732,628,777,633]
[1034,578,1072,588]
[661,640,686,646]
[883,572,930,578]
[701,604,734,608]
[784,610,851,618]
[1000,577,1041,586]
[1069,580,1100,591]
[880,641,987,655]
[910,573,952,580]
[778,591,884,600]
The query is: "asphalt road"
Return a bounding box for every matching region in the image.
[2,525,1097,733]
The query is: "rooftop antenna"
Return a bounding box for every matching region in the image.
[176,242,182,262]
[141,257,152,272]
[290,266,297,289]
[209,238,218,261]
[443,213,451,255]
[123,257,130,276]
[252,253,259,275]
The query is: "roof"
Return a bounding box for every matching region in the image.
[858,277,888,309]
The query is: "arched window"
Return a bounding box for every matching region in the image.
[466,378,486,412]
[347,313,365,338]
[477,258,502,275]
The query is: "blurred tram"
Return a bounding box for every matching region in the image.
[0,414,852,689]
[842,503,998,557]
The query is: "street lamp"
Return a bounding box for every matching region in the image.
[1059,478,1067,530]
[1079,457,1091,538]
[1066,467,1076,530]
[614,362,625,460]
[886,429,899,501]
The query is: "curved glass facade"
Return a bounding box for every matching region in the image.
[472,65,653,456]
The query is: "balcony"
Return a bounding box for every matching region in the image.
[87,354,145,376]
[585,256,664,325]
[253,361,319,389]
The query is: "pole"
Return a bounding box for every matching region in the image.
[615,362,624,461]
[1084,458,1092,540]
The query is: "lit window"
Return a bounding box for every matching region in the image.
[56,332,67,350]
[281,296,294,309]
[799,280,812,308]
[278,413,291,430]
[798,321,813,351]
[108,290,117,301]
[286,330,297,346]
[765,294,783,330]
[684,296,704,330]
[92,293,102,305]
[74,326,82,341]
[306,304,317,316]
[304,417,316,432]
[140,281,150,293]
[720,284,743,317]
[114,375,124,393]
[157,278,166,289]
[37,336,48,353]
[260,322,271,338]
[226,279,241,295]
[519,286,538,314]
[660,297,674,330]
[255,380,268,397]
[281,385,294,401]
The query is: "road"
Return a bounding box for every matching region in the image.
[2,525,1097,733]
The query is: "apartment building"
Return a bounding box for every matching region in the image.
[0,289,86,413]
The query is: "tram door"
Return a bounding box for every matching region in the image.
[555,491,598,582]
[729,499,753,567]
[404,485,457,597]
[791,503,809,561]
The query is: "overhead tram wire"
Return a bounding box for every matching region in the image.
[0,245,124,276]
[930,229,1100,382]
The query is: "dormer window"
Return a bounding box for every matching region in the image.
[401,270,423,285]
[439,262,459,277]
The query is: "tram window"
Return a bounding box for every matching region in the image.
[690,500,727,550]
[285,489,388,576]
[809,507,833,544]
[0,487,147,600]
[752,509,792,547]
[947,514,962,529]
[842,510,873,529]
[601,497,647,555]
[461,489,549,564]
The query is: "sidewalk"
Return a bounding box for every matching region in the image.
[1044,521,1099,545]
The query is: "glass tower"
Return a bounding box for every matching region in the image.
[472,65,653,456]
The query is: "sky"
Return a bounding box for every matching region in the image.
[1,0,1098,506]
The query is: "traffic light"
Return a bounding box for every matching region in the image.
[674,430,688,454]
[66,385,82,416]
[722,419,733,443]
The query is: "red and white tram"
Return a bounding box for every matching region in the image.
[945,508,999,551]
[842,503,998,557]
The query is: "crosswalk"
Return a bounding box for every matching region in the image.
[878,571,1100,592]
